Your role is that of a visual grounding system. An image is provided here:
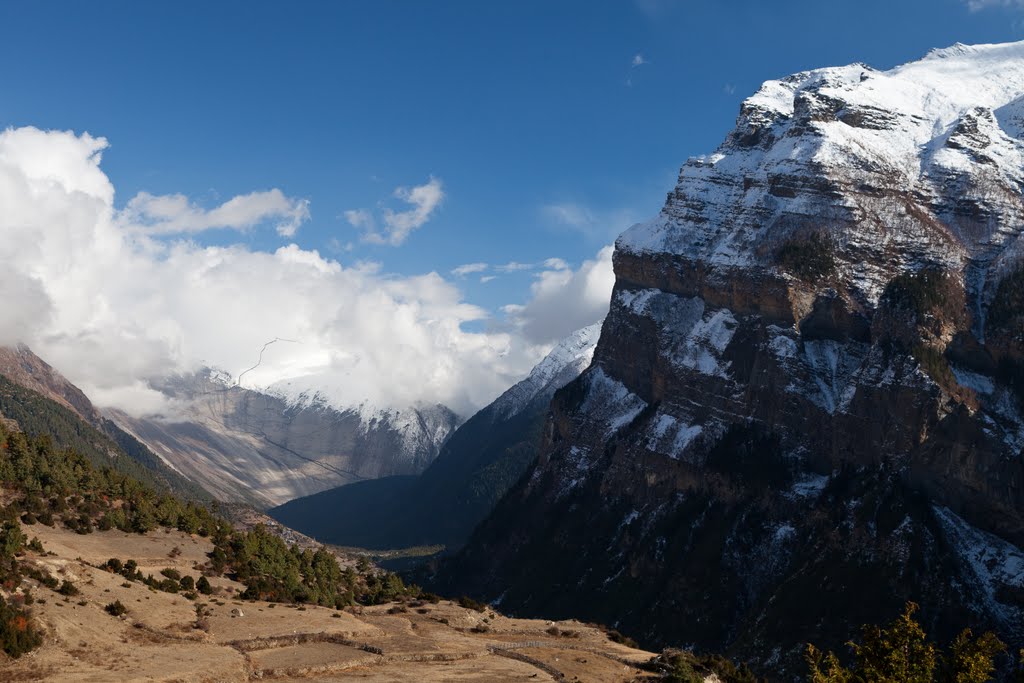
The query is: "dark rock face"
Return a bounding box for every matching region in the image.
[431,43,1024,677]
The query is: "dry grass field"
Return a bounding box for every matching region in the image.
[0,524,656,682]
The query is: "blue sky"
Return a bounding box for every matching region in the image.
[0,0,1022,414]
[1,0,1020,316]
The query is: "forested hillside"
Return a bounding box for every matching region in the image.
[0,374,207,501]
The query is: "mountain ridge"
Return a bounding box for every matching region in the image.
[429,41,1024,676]
[108,369,460,508]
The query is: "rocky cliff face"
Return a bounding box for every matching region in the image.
[432,42,1024,675]
[108,371,459,508]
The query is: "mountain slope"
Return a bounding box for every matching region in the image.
[430,42,1024,675]
[0,345,208,500]
[108,370,459,508]
[270,324,601,551]
[0,350,207,499]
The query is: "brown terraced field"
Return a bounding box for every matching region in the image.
[0,524,655,682]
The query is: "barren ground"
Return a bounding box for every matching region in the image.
[0,524,656,682]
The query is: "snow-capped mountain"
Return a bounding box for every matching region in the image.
[490,322,600,420]
[432,42,1024,675]
[271,323,603,551]
[107,369,459,509]
[261,377,459,465]
[622,41,1024,310]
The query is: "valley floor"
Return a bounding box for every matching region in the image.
[0,525,655,682]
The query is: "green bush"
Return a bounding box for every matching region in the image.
[0,596,42,658]
[607,629,639,648]
[645,649,760,683]
[458,595,487,612]
[104,600,127,617]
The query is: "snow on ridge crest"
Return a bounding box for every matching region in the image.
[617,40,1024,305]
[491,322,601,420]
[262,377,458,457]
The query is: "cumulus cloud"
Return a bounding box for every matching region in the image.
[0,126,545,418]
[123,188,310,237]
[347,176,444,246]
[503,246,615,345]
[631,53,647,67]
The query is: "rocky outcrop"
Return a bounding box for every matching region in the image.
[108,370,459,508]
[432,42,1024,676]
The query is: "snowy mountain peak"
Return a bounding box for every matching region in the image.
[523,322,601,388]
[619,40,1024,306]
[491,323,601,420]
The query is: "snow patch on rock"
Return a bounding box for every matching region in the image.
[933,505,1024,638]
[581,367,648,438]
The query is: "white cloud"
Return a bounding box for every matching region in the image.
[452,262,488,277]
[122,188,310,237]
[503,246,615,345]
[496,261,534,273]
[328,237,355,253]
[0,126,547,418]
[347,176,445,246]
[542,201,642,240]
[451,258,569,281]
[480,275,496,283]
[343,208,374,231]
[724,83,737,95]
[965,0,1024,9]
[543,203,594,229]
[632,53,647,67]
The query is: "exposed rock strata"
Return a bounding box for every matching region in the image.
[433,42,1024,675]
